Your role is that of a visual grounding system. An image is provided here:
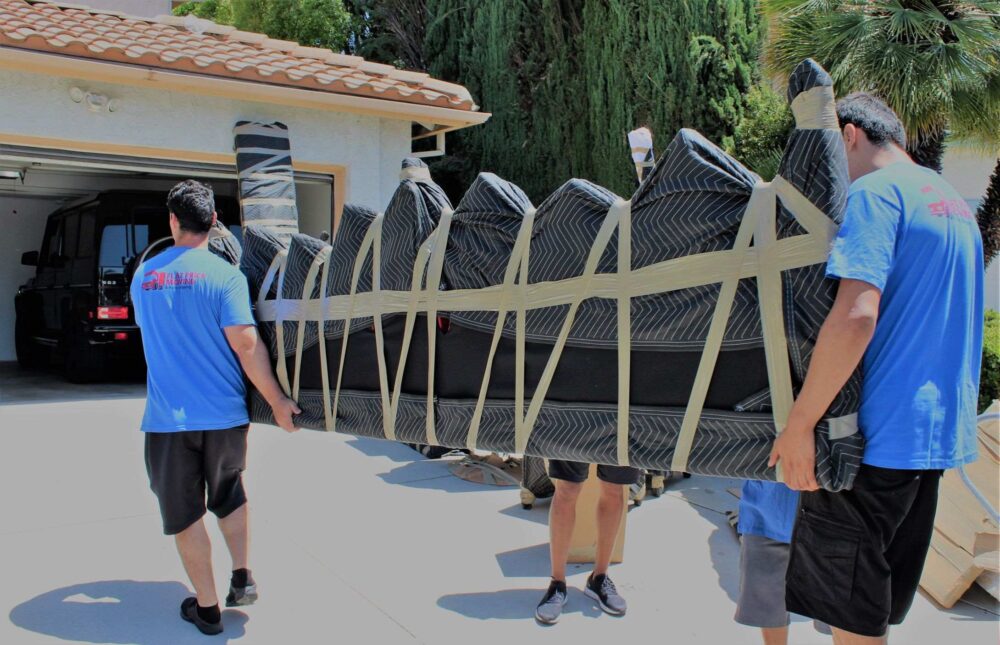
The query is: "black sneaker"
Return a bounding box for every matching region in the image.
[534,579,568,625]
[180,597,223,635]
[584,573,627,616]
[225,580,258,607]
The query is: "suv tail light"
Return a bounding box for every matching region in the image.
[97,306,129,320]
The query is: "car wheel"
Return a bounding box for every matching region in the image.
[14,313,43,369]
[63,338,105,383]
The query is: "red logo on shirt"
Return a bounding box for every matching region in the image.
[920,185,975,221]
[141,270,206,291]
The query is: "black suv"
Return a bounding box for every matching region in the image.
[15,190,241,382]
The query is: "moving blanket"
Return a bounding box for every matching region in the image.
[238,59,864,491]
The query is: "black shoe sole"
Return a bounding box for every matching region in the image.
[180,601,224,635]
[583,587,626,616]
[225,585,258,607]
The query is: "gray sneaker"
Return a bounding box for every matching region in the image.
[584,573,626,616]
[535,579,568,624]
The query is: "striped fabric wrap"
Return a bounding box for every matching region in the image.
[237,59,865,492]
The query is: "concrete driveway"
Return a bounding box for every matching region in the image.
[1,364,996,644]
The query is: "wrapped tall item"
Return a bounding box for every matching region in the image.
[238,60,864,491]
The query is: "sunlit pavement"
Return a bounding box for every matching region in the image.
[1,364,996,644]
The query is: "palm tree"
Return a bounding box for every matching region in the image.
[762,0,1000,172]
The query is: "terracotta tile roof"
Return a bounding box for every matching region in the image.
[0,0,478,112]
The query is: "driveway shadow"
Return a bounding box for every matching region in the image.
[343,436,424,463]
[9,580,248,645]
[377,460,511,493]
[437,588,602,621]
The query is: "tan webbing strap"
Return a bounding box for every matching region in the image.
[317,254,334,431]
[386,229,437,436]
[670,186,760,472]
[331,213,384,433]
[370,216,394,440]
[755,185,794,483]
[790,85,839,131]
[615,199,632,466]
[517,202,623,454]
[241,198,298,207]
[422,208,455,446]
[244,219,298,228]
[771,176,837,243]
[271,252,291,396]
[292,248,331,402]
[400,166,433,182]
[466,208,537,450]
[515,225,530,443]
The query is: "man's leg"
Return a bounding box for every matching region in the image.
[761,627,789,645]
[175,518,219,608]
[593,480,626,576]
[549,479,583,581]
[218,502,248,571]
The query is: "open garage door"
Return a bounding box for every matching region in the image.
[0,145,333,363]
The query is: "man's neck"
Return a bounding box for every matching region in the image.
[173,233,210,249]
[870,145,913,172]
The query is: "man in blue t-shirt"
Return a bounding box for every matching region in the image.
[770,94,984,642]
[131,180,300,636]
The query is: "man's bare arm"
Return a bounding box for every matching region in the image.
[224,324,300,433]
[769,278,881,490]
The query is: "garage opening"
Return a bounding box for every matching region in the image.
[0,145,334,366]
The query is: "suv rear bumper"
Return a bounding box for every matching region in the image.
[87,325,144,360]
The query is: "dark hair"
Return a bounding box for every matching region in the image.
[836,92,906,149]
[167,180,215,233]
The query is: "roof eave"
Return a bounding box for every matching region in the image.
[0,46,490,129]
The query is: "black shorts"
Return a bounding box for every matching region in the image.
[548,459,640,486]
[144,427,249,535]
[785,464,942,637]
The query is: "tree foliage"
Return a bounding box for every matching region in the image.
[420,0,761,202]
[174,0,352,51]
[762,0,1000,172]
[730,84,794,180]
[978,158,1000,266]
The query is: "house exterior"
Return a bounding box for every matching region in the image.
[0,0,487,361]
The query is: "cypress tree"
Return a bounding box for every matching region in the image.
[424,1,762,202]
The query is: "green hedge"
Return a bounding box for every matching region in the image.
[982,309,1000,413]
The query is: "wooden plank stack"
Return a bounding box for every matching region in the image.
[920,401,1000,607]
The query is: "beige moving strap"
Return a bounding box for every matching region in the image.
[517,200,623,454]
[754,184,793,483]
[385,228,438,436]
[258,250,291,396]
[615,199,632,466]
[330,213,384,432]
[422,209,455,446]
[790,85,838,130]
[317,254,334,431]
[253,178,836,474]
[466,208,537,450]
[400,166,433,182]
[369,217,394,440]
[670,188,758,472]
[291,248,331,402]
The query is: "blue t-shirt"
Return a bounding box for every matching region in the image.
[826,163,984,470]
[738,480,799,543]
[130,247,255,432]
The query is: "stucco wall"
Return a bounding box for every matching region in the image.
[0,68,411,209]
